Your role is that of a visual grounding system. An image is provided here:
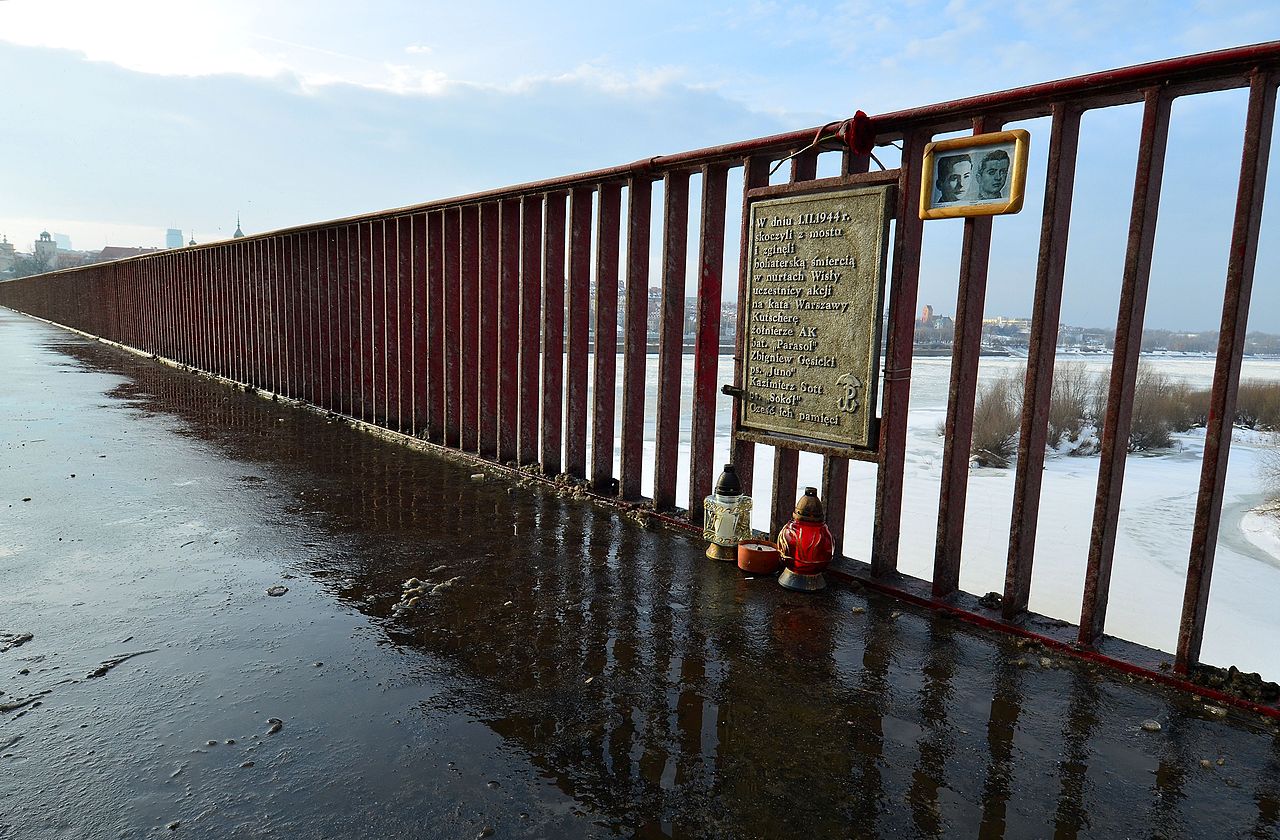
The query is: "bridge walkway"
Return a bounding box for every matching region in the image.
[3,308,1279,839]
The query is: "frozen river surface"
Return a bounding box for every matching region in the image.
[602,352,1280,679]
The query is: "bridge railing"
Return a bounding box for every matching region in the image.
[4,42,1278,685]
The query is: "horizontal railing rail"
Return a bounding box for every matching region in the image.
[4,41,1280,696]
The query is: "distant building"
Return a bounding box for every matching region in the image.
[188,231,197,247]
[233,215,245,239]
[166,228,184,249]
[33,231,57,270]
[95,245,162,262]
[920,304,934,324]
[53,233,72,250]
[0,235,15,277]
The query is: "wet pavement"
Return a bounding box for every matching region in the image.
[3,306,1280,840]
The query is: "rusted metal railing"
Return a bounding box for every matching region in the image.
[4,42,1279,698]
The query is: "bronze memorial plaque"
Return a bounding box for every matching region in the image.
[739,184,891,451]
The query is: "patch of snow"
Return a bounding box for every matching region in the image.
[1242,505,1280,562]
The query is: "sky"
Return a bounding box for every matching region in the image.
[1,0,1279,330]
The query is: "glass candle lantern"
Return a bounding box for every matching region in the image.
[702,464,752,561]
[776,486,834,591]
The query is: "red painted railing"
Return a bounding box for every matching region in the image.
[3,42,1278,688]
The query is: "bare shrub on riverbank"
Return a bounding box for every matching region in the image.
[971,370,1023,467]
[1127,365,1198,451]
[1047,363,1093,447]
[1235,380,1280,430]
[1092,363,1200,452]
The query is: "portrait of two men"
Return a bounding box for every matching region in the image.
[919,130,1029,220]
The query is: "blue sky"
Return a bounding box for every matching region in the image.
[2,1,1278,330]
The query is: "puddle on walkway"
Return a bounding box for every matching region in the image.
[4,311,1280,839]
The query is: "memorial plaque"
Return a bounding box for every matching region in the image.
[738,184,891,451]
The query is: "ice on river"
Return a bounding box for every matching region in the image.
[587,352,1280,679]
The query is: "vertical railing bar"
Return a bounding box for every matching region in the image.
[590,183,622,488]
[520,194,546,467]
[239,244,249,385]
[373,220,388,424]
[479,203,500,458]
[222,246,232,377]
[498,198,522,462]
[271,237,283,395]
[398,216,414,434]
[821,457,851,558]
[872,128,929,578]
[730,156,772,498]
[289,233,300,397]
[223,249,233,382]
[843,149,873,177]
[1080,85,1174,648]
[353,223,365,416]
[254,239,266,390]
[460,206,480,451]
[242,242,252,386]
[282,231,294,399]
[769,150,819,536]
[933,115,1004,599]
[204,250,215,375]
[443,210,462,447]
[192,251,202,369]
[1004,103,1084,618]
[619,177,653,500]
[654,171,691,510]
[313,230,325,406]
[288,233,301,398]
[426,212,445,442]
[305,231,316,405]
[565,187,594,478]
[1176,69,1278,672]
[387,219,401,427]
[314,235,326,405]
[159,255,168,360]
[384,221,395,424]
[362,222,377,422]
[541,192,568,475]
[411,214,429,436]
[689,163,730,523]
[389,219,402,430]
[337,226,352,416]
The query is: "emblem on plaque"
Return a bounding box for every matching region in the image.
[835,373,862,415]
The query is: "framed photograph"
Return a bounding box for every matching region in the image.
[919,129,1030,220]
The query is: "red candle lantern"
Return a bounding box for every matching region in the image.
[776,486,834,592]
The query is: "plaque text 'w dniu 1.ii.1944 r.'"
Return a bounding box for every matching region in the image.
[739,184,891,451]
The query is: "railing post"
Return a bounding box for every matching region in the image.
[590,184,621,487]
[730,156,772,498]
[933,116,1003,599]
[1004,103,1082,619]
[540,193,568,475]
[1080,85,1173,648]
[654,171,691,510]
[1176,69,1277,672]
[872,129,929,578]
[689,163,730,523]
[565,188,594,478]
[619,177,653,501]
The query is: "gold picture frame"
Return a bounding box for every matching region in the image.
[919,129,1030,220]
